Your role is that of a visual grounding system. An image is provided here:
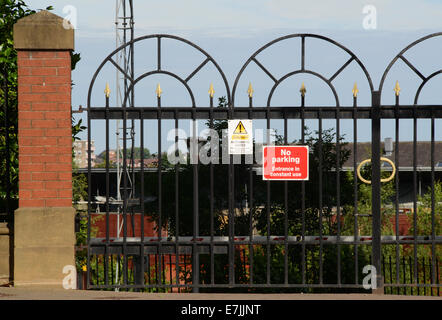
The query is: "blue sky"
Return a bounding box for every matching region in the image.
[29,0,442,155]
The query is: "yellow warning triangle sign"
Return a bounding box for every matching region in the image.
[233,121,247,134]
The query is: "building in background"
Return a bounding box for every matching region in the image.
[342,140,442,205]
[73,140,96,168]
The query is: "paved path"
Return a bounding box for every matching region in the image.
[0,287,440,300]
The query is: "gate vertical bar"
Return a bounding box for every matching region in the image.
[413,105,418,290]
[139,110,145,287]
[266,102,271,285]
[248,89,254,285]
[228,105,235,287]
[371,90,383,292]
[353,91,359,286]
[394,90,401,293]
[105,87,110,286]
[122,84,128,287]
[192,102,199,292]
[157,87,163,287]
[87,96,92,288]
[318,107,323,285]
[301,90,306,286]
[300,38,306,287]
[209,89,214,285]
[336,101,341,286]
[430,107,436,289]
[156,39,163,289]
[175,111,180,288]
[284,111,288,285]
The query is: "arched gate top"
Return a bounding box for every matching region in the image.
[379,32,442,104]
[232,33,375,107]
[87,34,231,108]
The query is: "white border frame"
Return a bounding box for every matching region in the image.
[262,145,309,181]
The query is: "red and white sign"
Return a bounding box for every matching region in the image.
[262,146,309,180]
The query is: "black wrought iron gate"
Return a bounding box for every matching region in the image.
[85,33,441,293]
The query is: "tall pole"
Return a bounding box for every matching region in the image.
[371,90,383,293]
[115,0,134,290]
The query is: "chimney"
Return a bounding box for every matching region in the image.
[384,137,393,156]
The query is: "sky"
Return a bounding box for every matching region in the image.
[29,0,442,155]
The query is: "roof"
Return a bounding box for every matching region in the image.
[342,141,442,170]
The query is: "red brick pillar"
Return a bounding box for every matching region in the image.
[17,50,73,208]
[13,11,76,287]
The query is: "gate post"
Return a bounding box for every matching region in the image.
[371,91,384,294]
[13,11,76,287]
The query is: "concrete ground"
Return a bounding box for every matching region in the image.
[0,286,441,300]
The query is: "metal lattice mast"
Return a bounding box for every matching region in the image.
[115,0,134,201]
[115,0,134,289]
[115,0,135,211]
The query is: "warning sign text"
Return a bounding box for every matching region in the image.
[263,146,309,180]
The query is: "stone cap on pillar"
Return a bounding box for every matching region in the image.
[13,10,74,50]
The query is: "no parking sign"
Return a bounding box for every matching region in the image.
[262,145,309,180]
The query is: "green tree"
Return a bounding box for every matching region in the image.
[1,1,83,214]
[0,1,87,274]
[93,153,117,168]
[125,147,151,159]
[410,181,442,258]
[0,1,49,214]
[97,147,152,161]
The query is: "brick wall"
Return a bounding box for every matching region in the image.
[17,51,72,207]
[90,214,162,238]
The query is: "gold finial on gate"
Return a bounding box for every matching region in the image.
[394,81,401,96]
[156,83,163,98]
[352,82,359,98]
[300,82,306,97]
[247,82,254,98]
[104,82,111,98]
[208,83,215,98]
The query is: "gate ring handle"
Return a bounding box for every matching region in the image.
[357,157,396,184]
